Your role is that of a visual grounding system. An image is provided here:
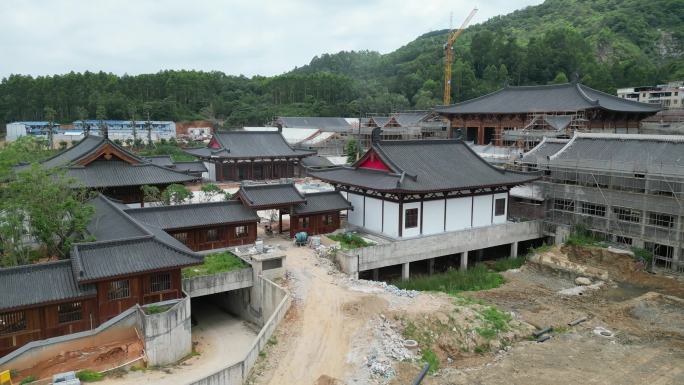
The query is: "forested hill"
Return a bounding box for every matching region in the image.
[1,0,683,129]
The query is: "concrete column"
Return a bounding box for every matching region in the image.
[401,263,410,280]
[428,258,435,275]
[372,268,379,281]
[510,241,519,259]
[460,251,468,270]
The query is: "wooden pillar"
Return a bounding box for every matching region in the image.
[279,210,283,234]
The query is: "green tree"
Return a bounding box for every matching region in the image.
[549,72,569,84]
[161,184,193,205]
[44,106,57,149]
[96,103,107,138]
[200,183,223,202]
[0,136,52,180]
[141,185,161,205]
[4,165,95,260]
[345,139,359,164]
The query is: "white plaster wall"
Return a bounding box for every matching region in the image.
[204,161,216,181]
[382,201,399,237]
[492,192,508,225]
[364,197,383,233]
[445,197,472,231]
[401,202,421,238]
[347,193,364,227]
[472,194,493,228]
[422,200,445,235]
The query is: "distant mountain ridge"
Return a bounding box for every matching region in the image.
[1,0,682,128]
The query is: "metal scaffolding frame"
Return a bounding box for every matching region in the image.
[528,157,684,272]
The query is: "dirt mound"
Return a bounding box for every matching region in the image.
[622,292,684,338]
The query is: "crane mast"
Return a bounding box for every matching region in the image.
[443,7,478,105]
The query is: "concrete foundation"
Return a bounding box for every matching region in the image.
[460,251,468,270]
[510,241,519,259]
[141,297,192,366]
[401,263,410,280]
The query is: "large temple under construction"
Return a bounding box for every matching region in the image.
[436,81,660,150]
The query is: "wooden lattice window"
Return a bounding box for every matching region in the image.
[322,214,334,225]
[206,228,219,242]
[494,198,506,216]
[150,273,171,293]
[0,311,26,335]
[405,208,418,229]
[235,225,248,238]
[173,232,188,243]
[299,217,310,228]
[58,302,83,324]
[107,280,130,300]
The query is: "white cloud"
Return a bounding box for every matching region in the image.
[0,0,543,78]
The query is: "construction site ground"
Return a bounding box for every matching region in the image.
[248,240,684,385]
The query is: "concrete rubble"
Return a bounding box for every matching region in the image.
[363,316,416,382]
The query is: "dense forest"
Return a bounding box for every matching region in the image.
[0,0,682,129]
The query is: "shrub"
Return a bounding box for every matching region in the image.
[144,304,171,315]
[327,233,373,249]
[76,369,104,382]
[565,224,605,247]
[491,256,526,272]
[20,376,37,384]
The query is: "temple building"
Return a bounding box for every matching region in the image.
[310,129,538,239]
[436,81,660,149]
[0,195,203,356]
[184,130,314,182]
[16,135,202,204]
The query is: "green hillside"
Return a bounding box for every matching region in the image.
[1,0,682,128]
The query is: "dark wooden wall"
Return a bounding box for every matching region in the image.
[213,159,298,182]
[290,211,341,238]
[167,222,257,251]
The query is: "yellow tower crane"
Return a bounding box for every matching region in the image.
[443,7,478,105]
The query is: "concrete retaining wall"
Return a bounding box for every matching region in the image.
[339,220,544,273]
[182,268,254,297]
[0,307,141,371]
[140,296,192,366]
[187,277,291,385]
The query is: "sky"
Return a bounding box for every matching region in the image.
[0,0,543,78]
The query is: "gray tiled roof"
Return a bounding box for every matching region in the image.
[67,160,198,188]
[238,183,306,208]
[301,156,335,168]
[520,138,570,166]
[125,201,259,230]
[310,140,538,193]
[73,194,202,282]
[185,131,314,159]
[71,237,200,282]
[548,133,684,175]
[293,191,352,215]
[0,261,96,312]
[16,136,199,188]
[277,117,351,130]
[142,155,174,167]
[393,111,430,127]
[173,161,207,173]
[436,83,661,115]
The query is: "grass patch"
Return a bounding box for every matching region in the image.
[565,224,606,247]
[394,264,504,295]
[182,251,247,278]
[19,376,36,384]
[421,348,440,373]
[491,256,526,272]
[143,304,171,315]
[481,307,511,332]
[327,233,373,249]
[76,370,104,382]
[267,336,278,346]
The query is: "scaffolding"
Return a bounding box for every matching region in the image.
[502,111,588,151]
[530,157,684,272]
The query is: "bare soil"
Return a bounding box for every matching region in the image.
[252,242,684,385]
